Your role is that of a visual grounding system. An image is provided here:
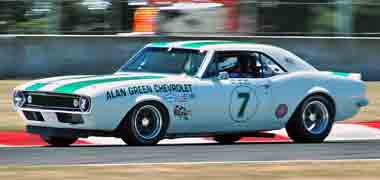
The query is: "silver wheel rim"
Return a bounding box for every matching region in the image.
[134,105,163,140]
[302,100,330,135]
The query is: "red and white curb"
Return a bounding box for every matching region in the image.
[0,121,379,147]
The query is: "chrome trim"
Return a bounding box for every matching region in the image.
[18,107,90,115]
[13,90,26,108]
[302,100,330,135]
[134,105,163,140]
[18,91,92,113]
[23,104,80,111]
[24,91,80,98]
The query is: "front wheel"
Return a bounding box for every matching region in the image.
[121,102,169,146]
[41,136,78,147]
[286,95,335,143]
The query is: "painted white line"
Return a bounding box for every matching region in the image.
[1,123,379,147]
[327,123,380,141]
[82,123,380,145]
[159,138,214,144]
[85,137,125,145]
[15,159,380,168]
[84,137,214,145]
[2,34,380,40]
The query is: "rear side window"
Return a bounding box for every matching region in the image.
[257,53,286,76]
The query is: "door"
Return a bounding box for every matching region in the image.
[196,50,283,133]
[188,51,272,133]
[185,77,264,133]
[178,50,284,134]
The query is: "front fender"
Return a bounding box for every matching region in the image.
[88,93,175,132]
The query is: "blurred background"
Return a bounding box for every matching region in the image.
[0,0,380,36]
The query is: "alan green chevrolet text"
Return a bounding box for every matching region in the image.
[13,41,368,146]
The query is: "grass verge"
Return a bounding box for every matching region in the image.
[0,80,379,131]
[1,160,380,180]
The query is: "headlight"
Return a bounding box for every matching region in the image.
[79,96,91,112]
[13,91,25,108]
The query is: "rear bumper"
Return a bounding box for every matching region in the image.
[26,125,118,138]
[356,98,369,108]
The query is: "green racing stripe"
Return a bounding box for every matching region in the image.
[179,41,233,49]
[333,72,350,77]
[149,41,256,49]
[149,42,170,47]
[24,75,96,91]
[53,76,164,94]
[25,83,48,91]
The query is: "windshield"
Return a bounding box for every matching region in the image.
[118,47,206,76]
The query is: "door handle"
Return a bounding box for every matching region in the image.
[262,83,271,89]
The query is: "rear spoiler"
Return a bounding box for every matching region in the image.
[326,72,362,80]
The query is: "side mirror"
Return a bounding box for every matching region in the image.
[217,71,229,80]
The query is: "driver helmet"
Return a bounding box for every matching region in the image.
[218,57,238,71]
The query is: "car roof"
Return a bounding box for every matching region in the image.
[147,40,255,51]
[146,40,317,72]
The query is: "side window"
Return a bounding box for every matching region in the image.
[203,51,285,79]
[204,51,244,78]
[258,53,286,78]
[184,51,206,76]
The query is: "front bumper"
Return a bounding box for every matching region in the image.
[26,125,118,138]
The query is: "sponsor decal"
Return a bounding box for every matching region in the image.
[173,104,192,120]
[106,84,193,101]
[164,93,195,103]
[275,104,288,119]
[153,84,192,93]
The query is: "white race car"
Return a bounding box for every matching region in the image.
[13,41,368,146]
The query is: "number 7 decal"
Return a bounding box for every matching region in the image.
[230,86,256,122]
[237,92,250,117]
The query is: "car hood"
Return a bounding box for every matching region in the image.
[17,73,170,96]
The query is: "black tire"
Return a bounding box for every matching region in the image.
[286,95,335,143]
[41,136,78,147]
[121,102,169,146]
[213,135,241,144]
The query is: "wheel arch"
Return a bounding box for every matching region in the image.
[287,89,336,126]
[115,95,172,134]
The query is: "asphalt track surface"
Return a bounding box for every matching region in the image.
[1,141,380,166]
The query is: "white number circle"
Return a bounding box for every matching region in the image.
[229,86,258,122]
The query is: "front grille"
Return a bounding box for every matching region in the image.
[22,92,81,112]
[22,111,44,121]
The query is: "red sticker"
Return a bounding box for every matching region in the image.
[275,104,288,119]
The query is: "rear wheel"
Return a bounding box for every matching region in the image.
[286,95,335,143]
[213,135,241,144]
[41,136,78,147]
[121,102,169,146]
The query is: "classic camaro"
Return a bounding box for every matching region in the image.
[13,40,368,146]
